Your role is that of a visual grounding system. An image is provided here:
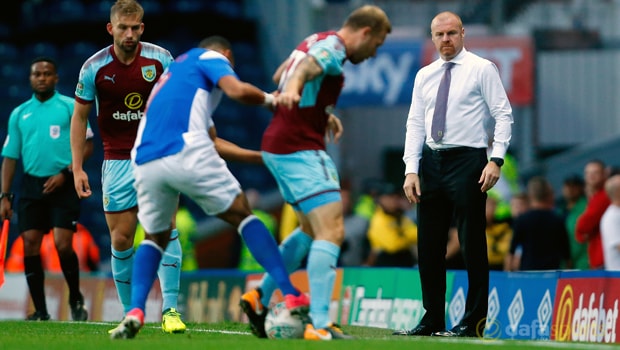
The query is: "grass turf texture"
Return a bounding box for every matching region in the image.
[0,321,613,350]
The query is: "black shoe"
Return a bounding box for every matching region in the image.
[70,298,88,321]
[392,324,444,336]
[432,324,480,338]
[239,288,268,338]
[26,310,51,321]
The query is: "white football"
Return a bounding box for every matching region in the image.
[264,301,305,339]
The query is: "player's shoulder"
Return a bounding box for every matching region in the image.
[80,45,113,74]
[463,49,494,67]
[197,48,228,62]
[140,42,174,61]
[10,99,32,117]
[55,93,75,106]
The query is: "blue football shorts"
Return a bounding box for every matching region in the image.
[101,159,138,212]
[262,150,341,214]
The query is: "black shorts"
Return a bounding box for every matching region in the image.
[17,173,80,233]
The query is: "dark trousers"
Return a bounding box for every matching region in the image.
[417,145,489,333]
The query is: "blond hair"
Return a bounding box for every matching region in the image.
[110,0,144,21]
[344,5,392,35]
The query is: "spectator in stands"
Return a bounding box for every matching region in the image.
[504,192,529,271]
[339,183,371,267]
[6,223,100,273]
[353,178,384,221]
[0,56,92,321]
[445,225,464,269]
[484,191,512,271]
[557,175,589,269]
[69,0,186,333]
[509,192,529,221]
[576,160,610,269]
[277,202,297,242]
[507,176,571,271]
[601,174,620,270]
[366,181,417,267]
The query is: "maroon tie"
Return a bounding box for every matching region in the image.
[431,62,455,142]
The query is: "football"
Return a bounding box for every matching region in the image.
[264,301,305,339]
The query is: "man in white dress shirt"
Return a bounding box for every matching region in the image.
[396,11,513,338]
[601,174,620,270]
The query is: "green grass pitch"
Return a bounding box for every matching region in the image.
[0,321,614,350]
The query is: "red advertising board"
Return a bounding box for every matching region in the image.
[422,36,534,106]
[552,277,620,343]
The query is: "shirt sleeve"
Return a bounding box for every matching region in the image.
[1,108,22,159]
[307,38,345,76]
[403,70,427,175]
[75,63,96,102]
[480,62,513,159]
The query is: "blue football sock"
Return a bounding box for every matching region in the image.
[239,215,297,296]
[111,246,134,313]
[159,229,182,312]
[307,240,340,329]
[260,227,312,306]
[131,241,163,311]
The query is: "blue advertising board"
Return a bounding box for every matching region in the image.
[447,270,560,340]
[338,39,423,107]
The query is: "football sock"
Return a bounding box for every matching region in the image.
[307,240,340,329]
[239,215,298,296]
[159,229,182,312]
[111,246,134,313]
[131,240,163,311]
[58,251,81,304]
[260,228,312,307]
[24,255,47,313]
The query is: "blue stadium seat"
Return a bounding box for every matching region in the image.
[0,61,28,84]
[167,0,213,13]
[62,41,99,62]
[140,0,164,15]
[0,84,30,100]
[85,0,115,23]
[231,42,258,64]
[22,42,60,61]
[212,0,244,19]
[46,0,86,24]
[0,42,19,62]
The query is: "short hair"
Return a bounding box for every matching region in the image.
[527,176,554,202]
[563,174,584,187]
[431,11,464,32]
[198,36,232,51]
[110,0,144,21]
[605,175,620,200]
[344,5,392,35]
[30,56,58,72]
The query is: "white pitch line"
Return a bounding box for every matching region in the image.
[66,321,253,336]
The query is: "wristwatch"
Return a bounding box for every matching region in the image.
[490,157,504,167]
[0,192,14,201]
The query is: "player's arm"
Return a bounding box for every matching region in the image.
[278,56,323,109]
[83,138,94,161]
[209,127,262,165]
[218,75,274,107]
[0,157,17,220]
[70,101,94,198]
[272,57,290,85]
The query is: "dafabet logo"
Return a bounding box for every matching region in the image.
[553,284,619,343]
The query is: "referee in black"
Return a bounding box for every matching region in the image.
[0,57,94,321]
[395,12,513,338]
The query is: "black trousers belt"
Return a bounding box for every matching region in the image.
[423,145,485,157]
